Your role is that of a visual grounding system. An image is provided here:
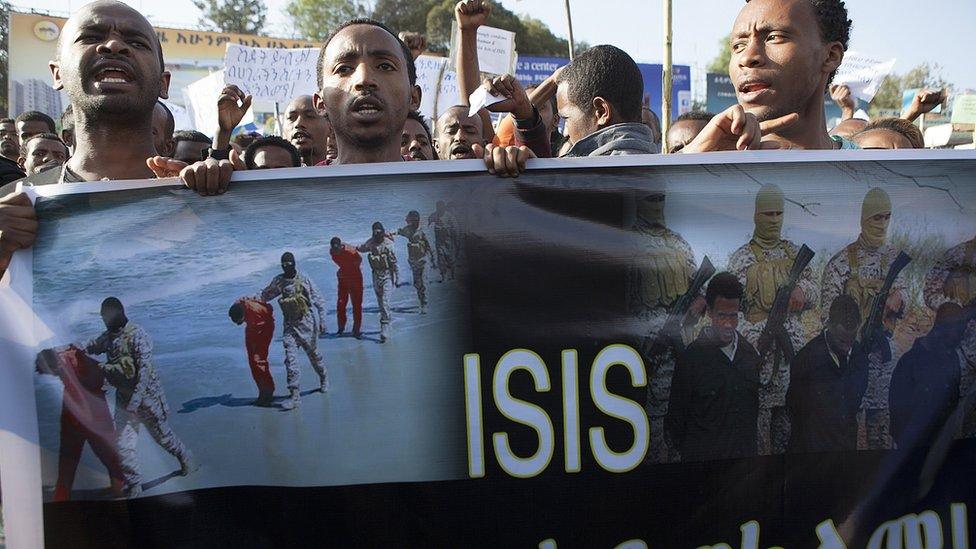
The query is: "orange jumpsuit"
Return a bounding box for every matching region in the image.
[52,346,125,501]
[238,298,275,398]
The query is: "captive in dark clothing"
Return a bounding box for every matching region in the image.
[786,331,869,453]
[666,328,760,462]
[889,334,962,449]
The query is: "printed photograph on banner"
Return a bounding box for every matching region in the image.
[28,175,470,501]
[457,158,976,477]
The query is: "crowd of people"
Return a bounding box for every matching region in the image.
[0,0,971,498]
[0,0,952,273]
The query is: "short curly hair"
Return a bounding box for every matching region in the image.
[747,0,852,84]
[854,117,925,149]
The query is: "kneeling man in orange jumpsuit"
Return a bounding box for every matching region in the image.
[36,346,125,501]
[229,298,276,406]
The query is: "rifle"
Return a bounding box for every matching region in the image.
[854,251,912,362]
[644,256,715,360]
[756,244,815,365]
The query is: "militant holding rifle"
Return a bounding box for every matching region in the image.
[756,244,815,365]
[855,251,912,362]
[644,256,715,360]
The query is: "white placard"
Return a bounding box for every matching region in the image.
[223,44,319,103]
[183,70,254,136]
[833,51,896,103]
[473,25,516,76]
[414,55,449,122]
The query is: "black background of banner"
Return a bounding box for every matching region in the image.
[44,443,976,547]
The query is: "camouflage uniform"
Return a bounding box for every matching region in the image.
[923,237,976,437]
[729,239,817,455]
[261,272,328,393]
[85,323,191,491]
[396,224,436,311]
[629,221,696,463]
[429,210,458,280]
[821,241,903,449]
[359,237,399,340]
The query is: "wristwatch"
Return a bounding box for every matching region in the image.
[207,147,230,160]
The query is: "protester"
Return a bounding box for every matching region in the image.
[0,0,170,277]
[172,130,212,164]
[15,111,57,144]
[435,106,484,160]
[829,84,856,122]
[666,272,760,462]
[902,87,946,123]
[398,31,427,60]
[0,118,26,184]
[231,131,261,155]
[152,100,176,157]
[851,117,925,149]
[60,104,76,152]
[454,0,497,145]
[402,110,434,161]
[665,111,714,153]
[829,118,868,140]
[641,106,663,147]
[682,0,852,152]
[19,134,69,176]
[890,302,969,449]
[492,85,562,155]
[282,94,332,166]
[243,136,302,169]
[786,295,868,453]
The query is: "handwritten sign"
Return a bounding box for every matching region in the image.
[415,55,449,121]
[449,22,516,77]
[833,52,896,103]
[223,44,319,103]
[950,95,976,124]
[183,69,254,134]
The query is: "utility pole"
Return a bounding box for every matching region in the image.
[564,0,576,60]
[662,0,673,153]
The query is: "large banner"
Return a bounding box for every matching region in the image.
[1,152,976,546]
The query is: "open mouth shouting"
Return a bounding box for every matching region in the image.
[349,95,385,122]
[88,59,138,92]
[450,142,474,159]
[737,78,774,103]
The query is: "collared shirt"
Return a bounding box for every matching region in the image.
[823,330,852,368]
[720,331,739,362]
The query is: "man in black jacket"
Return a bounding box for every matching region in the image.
[787,295,868,453]
[890,302,970,449]
[667,272,760,462]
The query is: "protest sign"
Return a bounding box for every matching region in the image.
[183,69,255,134]
[449,22,517,77]
[833,51,897,103]
[2,152,975,547]
[414,55,450,121]
[951,94,976,124]
[223,44,319,104]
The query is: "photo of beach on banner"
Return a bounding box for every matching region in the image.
[29,174,472,501]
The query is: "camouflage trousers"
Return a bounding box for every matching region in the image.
[373,273,394,325]
[435,234,454,279]
[282,316,325,392]
[758,405,791,455]
[409,260,428,307]
[114,406,189,489]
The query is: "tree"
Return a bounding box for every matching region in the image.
[286,0,371,42]
[424,0,575,56]
[869,63,950,116]
[193,0,268,35]
[371,0,439,35]
[707,34,731,74]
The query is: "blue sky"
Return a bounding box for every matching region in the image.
[21,0,976,93]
